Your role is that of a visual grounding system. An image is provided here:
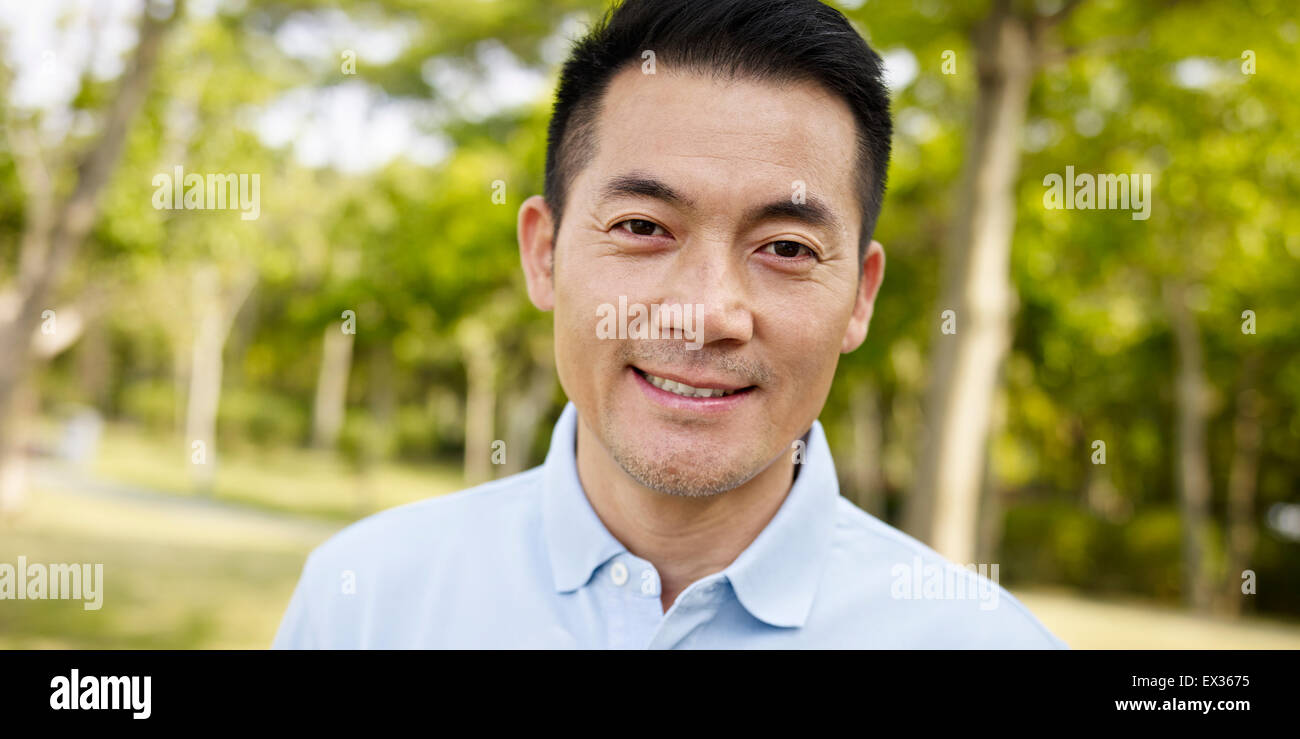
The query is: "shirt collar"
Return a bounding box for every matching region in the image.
[542,404,628,593]
[541,402,840,629]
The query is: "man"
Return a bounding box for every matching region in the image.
[274,0,1066,649]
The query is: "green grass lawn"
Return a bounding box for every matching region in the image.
[0,422,475,648]
[0,421,478,648]
[88,422,466,521]
[0,484,336,649]
[1015,587,1300,649]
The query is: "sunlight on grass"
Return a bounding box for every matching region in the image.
[90,422,466,521]
[0,421,475,648]
[1015,587,1300,649]
[0,486,338,649]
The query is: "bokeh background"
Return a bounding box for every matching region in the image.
[0,0,1297,648]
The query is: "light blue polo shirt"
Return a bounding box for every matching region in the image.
[273,402,1067,649]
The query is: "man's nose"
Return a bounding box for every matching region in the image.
[659,241,754,346]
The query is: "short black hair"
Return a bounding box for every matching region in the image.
[544,0,893,259]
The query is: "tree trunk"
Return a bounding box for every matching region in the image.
[173,337,191,439]
[311,323,355,449]
[347,341,395,516]
[184,266,254,495]
[0,2,177,512]
[368,341,396,425]
[76,317,112,409]
[976,385,1009,565]
[1223,356,1261,617]
[1165,280,1213,612]
[502,337,556,477]
[458,320,498,486]
[0,380,36,518]
[905,3,1034,564]
[843,383,886,518]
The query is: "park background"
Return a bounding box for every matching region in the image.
[0,0,1297,648]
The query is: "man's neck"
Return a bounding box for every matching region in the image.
[573,416,798,614]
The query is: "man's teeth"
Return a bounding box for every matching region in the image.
[642,371,740,398]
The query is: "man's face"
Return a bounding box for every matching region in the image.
[520,66,884,497]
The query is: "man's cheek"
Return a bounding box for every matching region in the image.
[779,316,842,392]
[553,284,597,338]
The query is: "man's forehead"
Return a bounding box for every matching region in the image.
[583,66,860,218]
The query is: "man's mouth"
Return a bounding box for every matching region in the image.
[631,367,754,399]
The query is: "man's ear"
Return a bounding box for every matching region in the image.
[841,239,885,353]
[518,195,556,311]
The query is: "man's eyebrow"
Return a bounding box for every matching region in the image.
[598,171,845,236]
[598,173,696,209]
[742,196,844,236]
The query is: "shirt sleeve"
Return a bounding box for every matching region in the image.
[271,556,319,649]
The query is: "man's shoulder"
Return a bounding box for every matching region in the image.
[822,497,1068,648]
[303,465,546,573]
[274,466,550,648]
[828,496,964,569]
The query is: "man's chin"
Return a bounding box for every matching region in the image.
[609,444,766,498]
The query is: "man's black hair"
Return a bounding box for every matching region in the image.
[543,0,893,259]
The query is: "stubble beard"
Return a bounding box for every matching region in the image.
[598,412,779,498]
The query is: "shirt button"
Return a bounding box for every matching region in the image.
[610,561,629,586]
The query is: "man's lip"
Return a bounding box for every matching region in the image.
[630,365,754,392]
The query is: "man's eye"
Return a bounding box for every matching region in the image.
[616,219,665,237]
[761,241,814,259]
